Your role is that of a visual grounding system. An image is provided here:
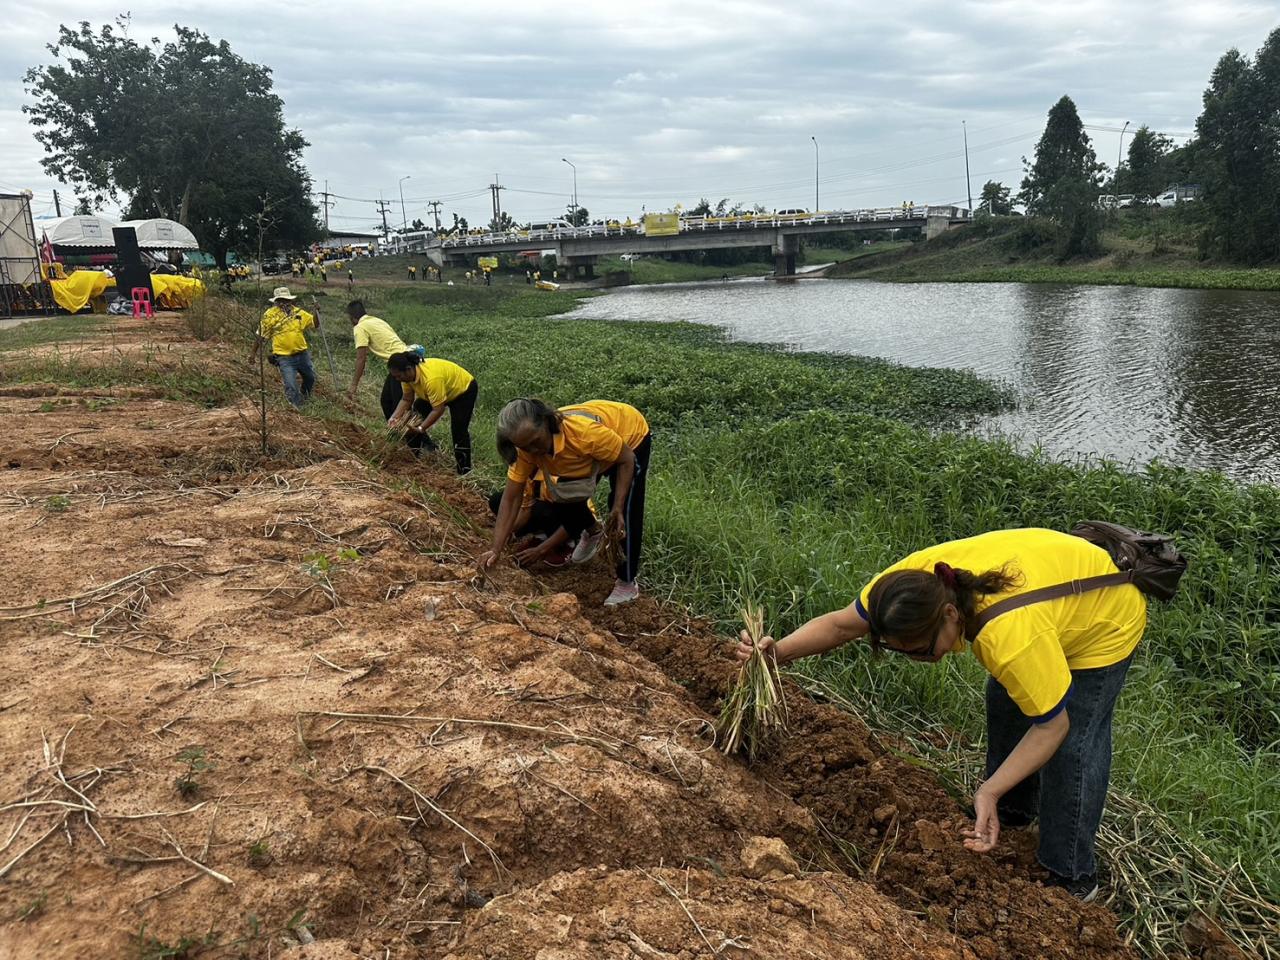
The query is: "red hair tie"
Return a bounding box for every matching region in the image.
[934,562,958,589]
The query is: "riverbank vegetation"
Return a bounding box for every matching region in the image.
[830,211,1280,289]
[232,282,1278,918]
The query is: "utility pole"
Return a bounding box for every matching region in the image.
[811,137,819,212]
[398,175,411,230]
[488,175,505,225]
[963,120,973,213]
[1117,120,1131,189]
[561,158,577,223]
[428,200,442,231]
[53,189,62,217]
[376,192,392,239]
[320,180,333,231]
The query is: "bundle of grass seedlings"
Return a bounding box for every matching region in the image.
[716,601,789,762]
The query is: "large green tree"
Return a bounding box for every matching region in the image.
[24,17,319,266]
[1196,29,1280,262]
[1121,125,1174,197]
[1019,95,1105,256]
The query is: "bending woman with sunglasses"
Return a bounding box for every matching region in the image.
[736,527,1146,903]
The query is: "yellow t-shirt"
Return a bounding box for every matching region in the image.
[507,401,649,484]
[352,314,407,360]
[403,359,474,408]
[856,528,1146,720]
[258,305,315,356]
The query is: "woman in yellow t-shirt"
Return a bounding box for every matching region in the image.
[480,397,651,607]
[735,527,1146,903]
[385,352,477,475]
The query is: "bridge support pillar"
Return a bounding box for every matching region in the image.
[561,255,597,281]
[926,215,956,240]
[772,233,799,276]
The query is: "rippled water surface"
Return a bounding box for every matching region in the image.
[567,278,1280,484]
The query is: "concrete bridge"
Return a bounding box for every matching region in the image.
[408,206,972,278]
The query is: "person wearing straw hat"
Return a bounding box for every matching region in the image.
[251,286,320,407]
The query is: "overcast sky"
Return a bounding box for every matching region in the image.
[1,2,1275,233]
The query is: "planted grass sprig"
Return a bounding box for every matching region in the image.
[716,602,788,763]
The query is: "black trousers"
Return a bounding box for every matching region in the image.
[488,491,574,540]
[380,371,431,421]
[604,432,651,582]
[408,378,477,474]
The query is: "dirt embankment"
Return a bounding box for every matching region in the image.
[0,318,1138,959]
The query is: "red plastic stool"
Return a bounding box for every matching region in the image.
[131,287,154,318]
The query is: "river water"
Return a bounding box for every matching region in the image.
[567,278,1280,485]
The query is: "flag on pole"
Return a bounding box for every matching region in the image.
[40,231,55,264]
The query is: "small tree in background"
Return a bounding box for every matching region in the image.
[978,180,1013,215]
[1019,95,1106,256]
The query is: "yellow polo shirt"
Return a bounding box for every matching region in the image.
[856,528,1146,720]
[507,401,649,484]
[259,305,314,356]
[353,314,407,360]
[403,359,474,408]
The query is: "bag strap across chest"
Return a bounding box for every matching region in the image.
[971,570,1134,635]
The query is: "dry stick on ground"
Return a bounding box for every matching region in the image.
[349,765,510,885]
[640,868,726,956]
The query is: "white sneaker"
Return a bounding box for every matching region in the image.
[604,580,639,606]
[571,527,605,564]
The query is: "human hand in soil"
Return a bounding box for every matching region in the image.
[963,787,1001,852]
[735,631,776,662]
[607,508,626,540]
[513,542,547,566]
[476,549,501,572]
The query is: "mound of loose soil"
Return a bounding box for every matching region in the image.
[0,320,1136,959]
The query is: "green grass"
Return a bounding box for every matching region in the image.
[593,256,773,284]
[0,314,107,351]
[308,283,1280,908]
[832,215,1280,290]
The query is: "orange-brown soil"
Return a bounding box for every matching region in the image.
[0,319,1137,959]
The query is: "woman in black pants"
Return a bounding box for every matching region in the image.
[481,398,650,606]
[385,352,477,474]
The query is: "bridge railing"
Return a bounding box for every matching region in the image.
[433,205,971,249]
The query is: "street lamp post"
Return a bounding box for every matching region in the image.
[398,175,411,232]
[811,136,819,212]
[561,158,578,223]
[1117,120,1131,189]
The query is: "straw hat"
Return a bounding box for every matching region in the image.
[270,286,297,302]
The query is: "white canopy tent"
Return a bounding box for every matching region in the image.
[118,218,199,251]
[37,215,119,247]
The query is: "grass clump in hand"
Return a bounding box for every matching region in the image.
[716,601,788,762]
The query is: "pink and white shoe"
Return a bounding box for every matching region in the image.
[604,580,639,606]
[571,527,605,564]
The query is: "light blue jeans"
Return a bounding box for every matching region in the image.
[276,350,316,407]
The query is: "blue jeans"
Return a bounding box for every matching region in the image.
[276,350,316,407]
[985,650,1135,880]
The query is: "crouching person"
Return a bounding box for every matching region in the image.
[385,353,477,474]
[486,470,599,568]
[479,398,650,606]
